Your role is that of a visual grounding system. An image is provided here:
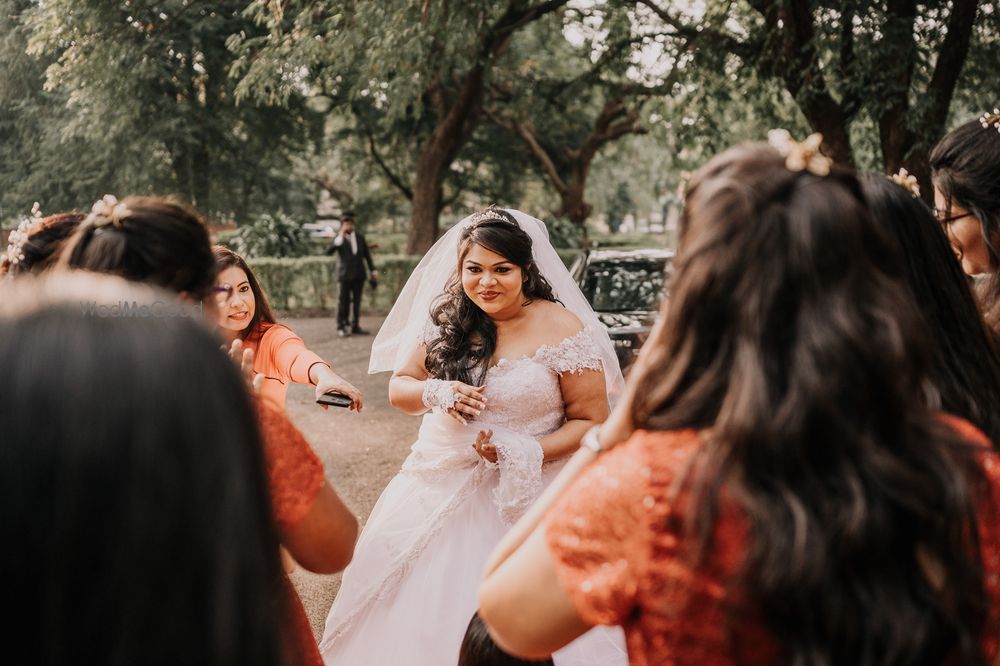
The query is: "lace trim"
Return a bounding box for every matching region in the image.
[422,378,458,411]
[491,432,544,525]
[489,328,604,376]
[418,320,441,345]
[320,465,492,652]
[537,328,603,374]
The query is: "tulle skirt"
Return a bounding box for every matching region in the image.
[319,413,628,665]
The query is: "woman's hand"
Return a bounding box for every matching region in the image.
[313,366,364,412]
[473,429,497,462]
[423,379,487,425]
[222,338,263,394]
[446,381,488,425]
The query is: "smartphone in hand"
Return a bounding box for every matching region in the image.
[317,392,353,408]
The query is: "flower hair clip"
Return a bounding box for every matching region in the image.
[890,168,921,198]
[767,129,833,177]
[3,202,43,267]
[979,107,1000,133]
[89,194,131,229]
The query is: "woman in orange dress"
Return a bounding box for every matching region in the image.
[60,197,360,665]
[479,139,1000,665]
[213,246,363,412]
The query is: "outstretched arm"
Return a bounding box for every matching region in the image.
[265,326,364,410]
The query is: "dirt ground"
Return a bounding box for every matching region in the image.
[280,314,419,640]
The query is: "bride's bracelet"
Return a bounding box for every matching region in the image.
[422,378,459,411]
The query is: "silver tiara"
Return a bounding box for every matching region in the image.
[980,108,1000,133]
[469,207,510,225]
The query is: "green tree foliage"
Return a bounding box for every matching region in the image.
[0,0,107,219]
[486,5,683,228]
[233,0,571,253]
[16,0,315,221]
[226,211,310,258]
[630,0,1000,191]
[3,0,995,242]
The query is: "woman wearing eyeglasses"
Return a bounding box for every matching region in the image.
[931,110,1000,328]
[213,246,364,412]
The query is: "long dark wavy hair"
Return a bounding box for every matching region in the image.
[424,207,557,385]
[213,245,277,343]
[861,174,1000,447]
[0,275,290,666]
[930,118,1000,331]
[631,144,990,664]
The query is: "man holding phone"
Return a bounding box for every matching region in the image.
[324,211,377,337]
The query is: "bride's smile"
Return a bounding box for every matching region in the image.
[461,244,524,316]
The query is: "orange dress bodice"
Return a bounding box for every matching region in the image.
[546,423,1000,665]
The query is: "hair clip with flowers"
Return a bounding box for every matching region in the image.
[890,168,921,199]
[767,129,833,177]
[3,202,43,268]
[980,108,1000,134]
[89,194,131,229]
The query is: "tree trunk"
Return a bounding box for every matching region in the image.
[406,135,449,254]
[407,174,443,255]
[560,163,592,227]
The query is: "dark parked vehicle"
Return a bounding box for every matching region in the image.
[571,248,673,371]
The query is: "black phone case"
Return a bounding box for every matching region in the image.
[317,392,353,408]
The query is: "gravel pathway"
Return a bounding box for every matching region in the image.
[280,315,420,640]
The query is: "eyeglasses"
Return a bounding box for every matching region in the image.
[211,284,235,305]
[933,208,974,225]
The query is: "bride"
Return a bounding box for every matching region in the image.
[319,206,628,665]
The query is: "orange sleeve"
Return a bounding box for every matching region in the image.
[544,434,652,626]
[938,414,1000,659]
[258,325,329,386]
[256,400,325,528]
[937,412,992,448]
[978,452,1000,661]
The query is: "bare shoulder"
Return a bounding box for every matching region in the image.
[527,300,584,343]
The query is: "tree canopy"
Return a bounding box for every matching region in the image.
[1,0,996,246]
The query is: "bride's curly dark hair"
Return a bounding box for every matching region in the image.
[425,206,558,385]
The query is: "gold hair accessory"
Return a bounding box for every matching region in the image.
[89,194,131,229]
[767,129,832,177]
[890,168,921,198]
[979,107,1000,133]
[3,202,43,267]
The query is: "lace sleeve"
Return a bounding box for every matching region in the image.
[536,328,604,375]
[487,425,544,525]
[418,320,441,346]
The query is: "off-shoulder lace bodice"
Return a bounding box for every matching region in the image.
[477,328,604,439]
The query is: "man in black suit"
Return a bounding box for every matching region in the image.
[324,212,376,336]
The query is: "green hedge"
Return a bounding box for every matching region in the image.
[248,255,422,314]
[249,250,584,315]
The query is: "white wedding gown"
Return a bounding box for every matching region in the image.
[320,329,629,665]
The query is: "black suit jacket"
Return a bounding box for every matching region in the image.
[324,232,375,282]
